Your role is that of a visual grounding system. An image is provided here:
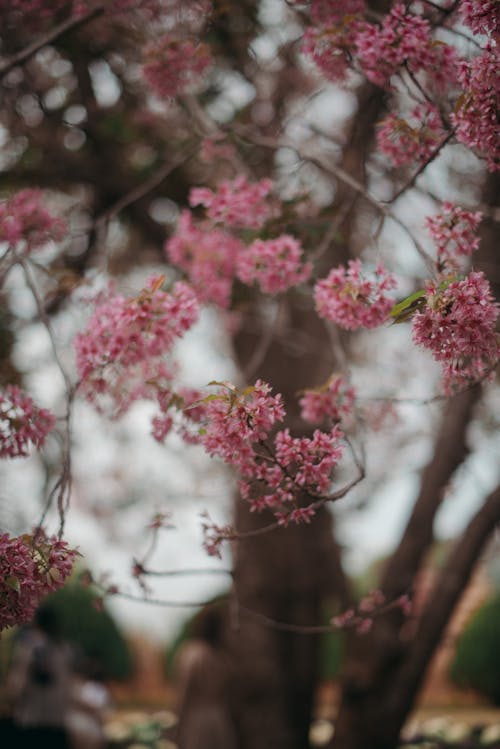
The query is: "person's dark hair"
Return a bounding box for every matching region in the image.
[35,603,61,639]
[191,605,225,649]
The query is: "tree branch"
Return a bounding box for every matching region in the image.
[388,481,500,723]
[380,384,481,602]
[0,5,104,80]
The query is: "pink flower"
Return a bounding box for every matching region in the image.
[314,259,396,329]
[0,386,55,459]
[142,34,211,98]
[459,0,500,39]
[236,235,312,294]
[274,426,344,495]
[309,0,366,25]
[74,276,199,413]
[0,530,76,632]
[301,24,357,83]
[200,137,236,164]
[200,513,234,558]
[412,271,500,392]
[165,210,242,308]
[198,380,286,469]
[354,4,458,89]
[299,375,355,424]
[426,202,482,269]
[0,190,65,253]
[161,380,345,522]
[376,104,445,167]
[189,176,277,230]
[452,45,500,172]
[151,386,205,444]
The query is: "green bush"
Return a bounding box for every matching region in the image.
[450,594,500,704]
[319,628,344,680]
[41,584,134,681]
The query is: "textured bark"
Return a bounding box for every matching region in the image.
[331,388,480,749]
[226,74,388,747]
[228,299,351,749]
[387,482,500,734]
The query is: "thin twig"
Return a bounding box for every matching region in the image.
[0,5,104,80]
[232,125,437,276]
[388,130,454,205]
[93,143,198,231]
[243,297,286,381]
[226,467,366,543]
[140,567,233,577]
[17,254,75,534]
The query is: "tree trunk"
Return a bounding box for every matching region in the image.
[228,299,351,749]
[226,73,388,748]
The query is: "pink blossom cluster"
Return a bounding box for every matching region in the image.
[169,179,314,304]
[452,45,500,172]
[275,425,343,495]
[0,530,76,632]
[358,400,400,433]
[200,512,234,558]
[331,589,411,634]
[0,190,65,253]
[426,202,483,269]
[412,271,500,392]
[459,0,500,39]
[236,235,312,294]
[0,385,55,459]
[189,176,277,231]
[74,276,198,412]
[376,104,445,167]
[151,386,205,444]
[314,259,397,330]
[299,375,356,424]
[165,210,242,308]
[142,34,212,98]
[200,136,236,164]
[158,380,345,522]
[301,15,363,83]
[332,589,386,634]
[354,4,458,89]
[308,0,366,25]
[147,377,347,532]
[197,381,286,467]
[240,423,344,522]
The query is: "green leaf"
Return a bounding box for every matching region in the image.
[185,393,220,409]
[207,380,236,391]
[389,289,426,324]
[6,576,21,593]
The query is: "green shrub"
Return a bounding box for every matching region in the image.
[319,628,344,680]
[450,594,500,704]
[41,584,133,681]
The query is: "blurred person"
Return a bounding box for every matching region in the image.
[175,605,237,749]
[66,660,110,749]
[5,604,73,748]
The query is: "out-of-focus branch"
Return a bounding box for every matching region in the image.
[17,254,75,534]
[0,5,104,80]
[93,142,197,231]
[232,125,437,275]
[388,481,500,725]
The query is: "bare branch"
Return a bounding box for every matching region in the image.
[0,6,104,80]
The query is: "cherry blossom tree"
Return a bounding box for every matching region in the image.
[0,1,499,748]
